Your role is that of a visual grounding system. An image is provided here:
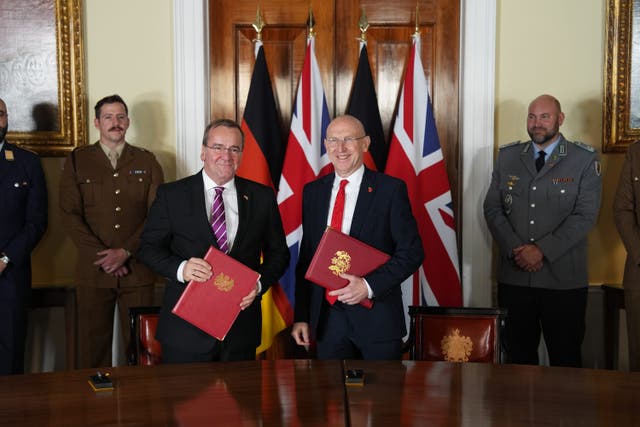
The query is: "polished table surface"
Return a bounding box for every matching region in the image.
[0,360,639,426]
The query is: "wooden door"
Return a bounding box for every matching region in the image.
[209,0,459,212]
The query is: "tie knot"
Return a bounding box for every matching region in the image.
[339,179,349,190]
[538,151,546,159]
[214,186,225,196]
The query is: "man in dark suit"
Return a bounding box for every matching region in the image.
[59,95,164,368]
[138,119,289,362]
[0,97,48,374]
[291,115,423,360]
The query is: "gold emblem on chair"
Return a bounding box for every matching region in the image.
[214,273,234,292]
[441,329,473,362]
[329,250,351,276]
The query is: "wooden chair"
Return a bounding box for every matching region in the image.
[128,306,162,366]
[407,306,507,363]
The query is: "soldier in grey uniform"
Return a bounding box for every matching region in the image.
[60,95,164,368]
[483,94,601,367]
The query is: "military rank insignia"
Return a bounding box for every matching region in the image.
[504,194,513,215]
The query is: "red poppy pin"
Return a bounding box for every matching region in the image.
[368,186,373,193]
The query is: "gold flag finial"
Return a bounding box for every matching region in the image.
[307,6,316,37]
[414,2,420,36]
[358,7,369,42]
[252,5,265,41]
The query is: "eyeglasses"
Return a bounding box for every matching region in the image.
[204,144,243,155]
[324,135,367,146]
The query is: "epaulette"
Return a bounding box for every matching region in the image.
[570,140,595,152]
[17,145,38,156]
[499,140,521,150]
[73,144,94,152]
[128,144,152,154]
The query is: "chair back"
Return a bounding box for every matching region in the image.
[407,306,506,363]
[128,306,162,366]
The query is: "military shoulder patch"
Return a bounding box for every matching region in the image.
[499,140,521,150]
[570,140,595,152]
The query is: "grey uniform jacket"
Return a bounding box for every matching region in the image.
[483,135,601,290]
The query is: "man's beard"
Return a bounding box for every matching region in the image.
[528,125,559,145]
[0,125,7,142]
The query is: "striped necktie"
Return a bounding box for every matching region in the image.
[211,186,229,253]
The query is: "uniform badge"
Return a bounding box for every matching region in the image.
[595,161,601,176]
[5,150,14,161]
[507,175,519,187]
[129,169,147,175]
[504,194,512,215]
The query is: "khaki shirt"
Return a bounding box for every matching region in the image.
[60,142,164,288]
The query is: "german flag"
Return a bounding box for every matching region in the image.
[346,42,387,172]
[237,41,289,354]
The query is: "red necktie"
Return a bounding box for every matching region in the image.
[326,179,348,304]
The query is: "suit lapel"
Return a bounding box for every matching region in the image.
[317,174,334,232]
[233,177,250,252]
[191,172,217,248]
[350,168,376,238]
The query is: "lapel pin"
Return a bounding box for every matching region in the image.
[368,186,373,193]
[5,150,14,161]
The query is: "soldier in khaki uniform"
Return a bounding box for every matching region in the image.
[484,95,601,368]
[60,95,164,368]
[613,141,640,371]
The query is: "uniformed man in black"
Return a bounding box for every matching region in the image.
[0,97,48,374]
[484,94,601,367]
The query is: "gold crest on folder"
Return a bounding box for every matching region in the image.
[214,273,234,292]
[329,250,351,276]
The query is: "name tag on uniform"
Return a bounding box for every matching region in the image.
[552,177,574,184]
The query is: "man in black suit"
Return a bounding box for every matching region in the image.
[0,97,48,374]
[138,119,289,362]
[291,115,423,360]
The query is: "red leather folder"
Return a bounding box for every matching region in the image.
[172,246,260,340]
[305,228,390,309]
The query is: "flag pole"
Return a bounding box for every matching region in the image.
[358,7,369,43]
[252,5,264,57]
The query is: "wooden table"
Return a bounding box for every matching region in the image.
[0,360,639,426]
[344,360,640,426]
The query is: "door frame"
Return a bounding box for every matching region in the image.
[171,0,495,307]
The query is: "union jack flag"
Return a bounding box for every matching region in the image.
[277,34,332,326]
[385,34,462,307]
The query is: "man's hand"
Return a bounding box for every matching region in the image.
[94,248,129,275]
[182,258,212,282]
[0,262,6,275]
[111,265,129,277]
[291,322,311,346]
[328,273,369,305]
[513,244,544,272]
[239,283,259,310]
